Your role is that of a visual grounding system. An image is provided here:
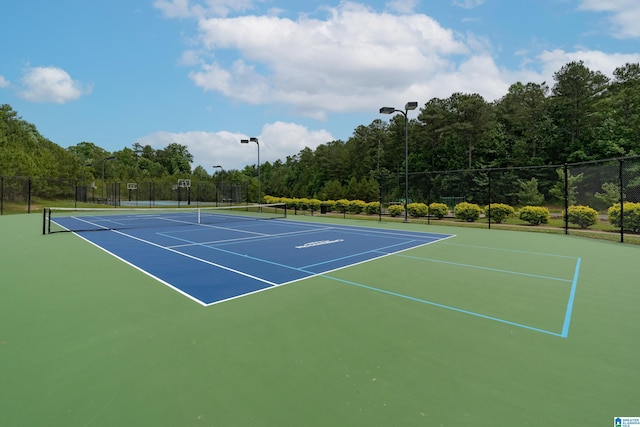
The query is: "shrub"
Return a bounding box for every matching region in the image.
[322,200,336,212]
[608,202,640,232]
[263,195,281,204]
[280,197,296,209]
[407,202,429,218]
[454,202,482,222]
[519,206,550,225]
[484,203,516,223]
[348,199,366,214]
[566,205,598,229]
[296,198,311,210]
[428,202,449,219]
[388,204,404,217]
[307,198,322,212]
[335,199,350,212]
[365,201,380,215]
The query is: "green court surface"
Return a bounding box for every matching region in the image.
[1,213,638,426]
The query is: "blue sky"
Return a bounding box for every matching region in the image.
[2,0,640,172]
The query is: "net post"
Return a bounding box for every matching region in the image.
[42,208,46,235]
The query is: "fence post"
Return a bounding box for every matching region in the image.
[619,158,624,243]
[28,177,32,214]
[563,163,568,235]
[488,169,492,229]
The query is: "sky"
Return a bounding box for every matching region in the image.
[2,0,640,173]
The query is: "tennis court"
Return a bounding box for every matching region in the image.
[1,211,638,426]
[46,204,455,305]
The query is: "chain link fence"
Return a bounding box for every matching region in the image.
[0,177,246,214]
[2,156,639,242]
[397,156,640,243]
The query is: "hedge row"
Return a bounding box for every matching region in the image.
[264,196,381,215]
[265,196,640,230]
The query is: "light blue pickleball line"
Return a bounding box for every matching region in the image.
[319,275,565,338]
[391,253,573,283]
[561,257,581,338]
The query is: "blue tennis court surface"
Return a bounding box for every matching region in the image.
[57,216,452,305]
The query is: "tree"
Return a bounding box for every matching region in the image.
[517,178,545,206]
[549,61,609,162]
[549,168,584,205]
[607,63,640,155]
[156,143,193,175]
[321,179,344,200]
[496,82,551,163]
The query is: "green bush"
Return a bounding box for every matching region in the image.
[365,201,380,215]
[454,202,482,222]
[388,204,404,217]
[322,200,336,212]
[407,202,429,218]
[608,202,640,232]
[428,202,449,219]
[301,198,313,210]
[567,205,598,229]
[263,195,281,204]
[348,199,366,214]
[335,199,350,212]
[484,203,516,223]
[280,197,297,209]
[307,198,322,212]
[519,206,550,225]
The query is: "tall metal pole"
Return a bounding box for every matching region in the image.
[380,102,417,223]
[101,156,115,204]
[213,165,222,206]
[377,121,382,222]
[403,112,409,223]
[241,138,260,204]
[253,138,260,205]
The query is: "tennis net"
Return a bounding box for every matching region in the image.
[43,203,287,234]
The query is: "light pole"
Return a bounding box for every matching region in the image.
[380,102,418,222]
[213,165,222,206]
[240,137,260,205]
[375,120,383,222]
[101,156,115,204]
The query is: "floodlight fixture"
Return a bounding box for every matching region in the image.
[378,102,418,222]
[240,137,260,205]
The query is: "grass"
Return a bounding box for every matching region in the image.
[2,212,639,426]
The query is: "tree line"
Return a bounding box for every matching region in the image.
[1,60,639,204]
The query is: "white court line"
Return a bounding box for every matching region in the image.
[111,229,280,286]
[165,226,337,248]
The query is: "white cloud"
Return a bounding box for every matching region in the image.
[156,0,640,129]
[538,49,640,80]
[0,75,10,88]
[137,122,334,172]
[578,0,640,38]
[186,3,471,114]
[19,66,91,104]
